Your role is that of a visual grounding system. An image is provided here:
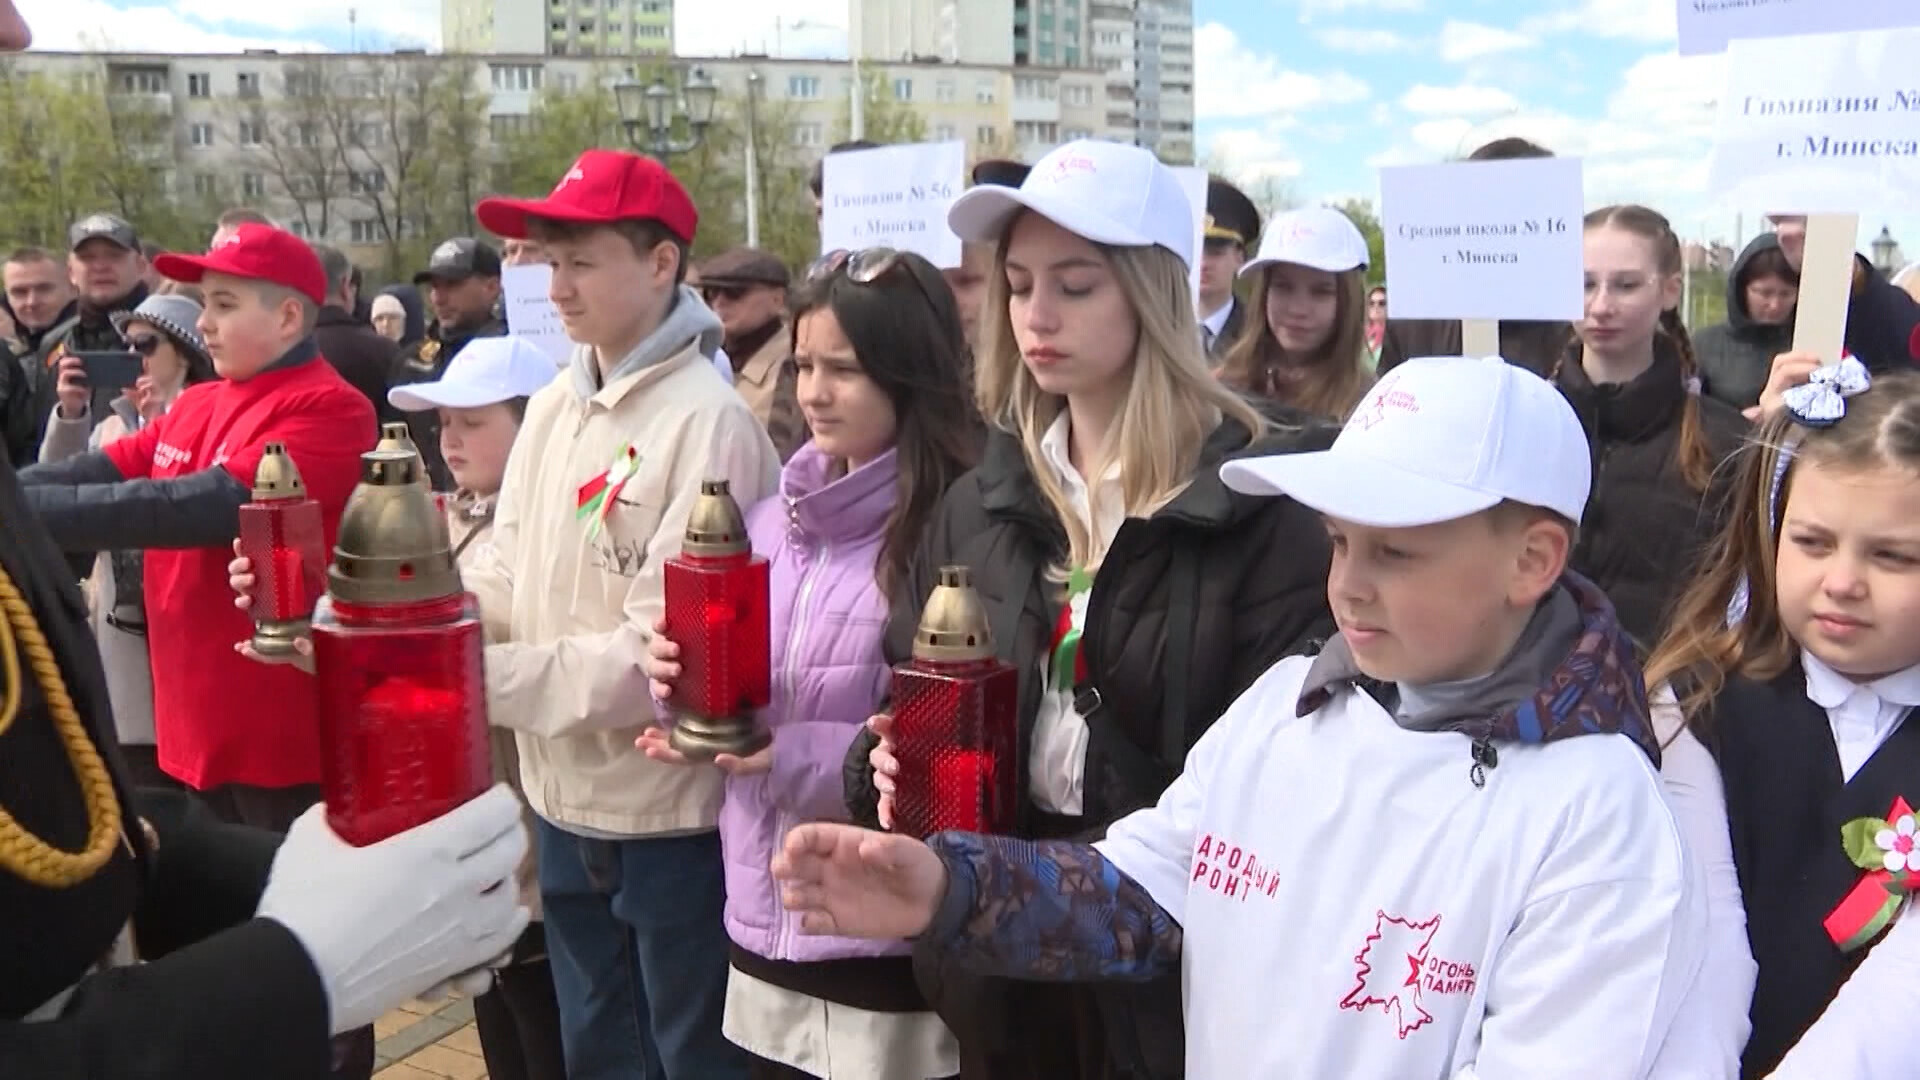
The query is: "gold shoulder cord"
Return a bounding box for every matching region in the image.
[0,560,122,887]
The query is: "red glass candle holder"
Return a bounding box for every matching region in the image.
[312,594,491,846]
[889,567,1019,839]
[665,480,772,759]
[237,441,326,658]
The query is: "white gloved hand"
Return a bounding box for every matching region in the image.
[257,785,531,1034]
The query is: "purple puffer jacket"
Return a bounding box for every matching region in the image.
[720,443,903,963]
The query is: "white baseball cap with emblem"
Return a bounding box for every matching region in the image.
[1240,205,1370,278]
[1219,355,1592,527]
[946,139,1198,268]
[388,335,558,412]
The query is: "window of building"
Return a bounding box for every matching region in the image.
[976,124,997,144]
[975,81,995,104]
[187,72,211,97]
[192,173,217,196]
[935,79,955,103]
[350,220,380,244]
[791,121,823,146]
[189,122,214,147]
[237,120,263,146]
[637,23,666,37]
[935,123,955,141]
[788,75,821,98]
[242,173,265,197]
[550,18,565,31]
[285,71,323,98]
[287,221,311,239]
[490,64,543,91]
[893,77,912,101]
[237,72,261,98]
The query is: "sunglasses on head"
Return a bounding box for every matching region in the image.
[126,334,164,356]
[807,248,941,310]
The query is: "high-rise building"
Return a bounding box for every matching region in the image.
[856,0,1014,66]
[442,0,674,57]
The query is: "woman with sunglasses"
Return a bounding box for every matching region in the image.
[38,293,216,791]
[844,141,1336,1080]
[636,247,977,1080]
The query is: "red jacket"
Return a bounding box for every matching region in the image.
[103,352,372,789]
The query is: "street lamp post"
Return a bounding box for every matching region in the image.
[612,66,718,159]
[1872,225,1899,273]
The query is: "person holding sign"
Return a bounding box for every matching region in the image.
[1643,369,1920,1080]
[799,355,1702,1080]
[1214,205,1374,422]
[1766,215,1920,373]
[840,139,1335,1080]
[1551,205,1748,650]
[1377,137,1570,378]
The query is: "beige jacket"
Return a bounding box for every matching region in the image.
[730,325,808,461]
[465,310,781,837]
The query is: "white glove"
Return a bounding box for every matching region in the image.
[257,784,531,1034]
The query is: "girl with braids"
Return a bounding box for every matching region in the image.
[1643,368,1920,1079]
[1554,204,1749,649]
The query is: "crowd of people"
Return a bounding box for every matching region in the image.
[4,0,1920,1076]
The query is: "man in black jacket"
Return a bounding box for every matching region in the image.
[27,215,150,453]
[0,8,531,1074]
[391,237,506,488]
[311,243,396,427]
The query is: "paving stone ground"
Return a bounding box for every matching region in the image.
[372,996,488,1080]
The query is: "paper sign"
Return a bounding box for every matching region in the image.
[1172,166,1208,315]
[501,264,570,367]
[1706,28,1920,214]
[1378,157,1585,323]
[820,140,966,268]
[1677,0,1918,57]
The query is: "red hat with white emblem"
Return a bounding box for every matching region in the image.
[152,224,328,306]
[476,149,698,245]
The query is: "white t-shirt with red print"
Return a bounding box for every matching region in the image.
[1093,655,1704,1079]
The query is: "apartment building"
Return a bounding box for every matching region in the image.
[857,0,1015,66]
[442,0,673,57]
[7,50,1111,260]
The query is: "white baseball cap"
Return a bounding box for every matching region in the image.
[946,139,1196,268]
[1219,355,1592,527]
[1240,205,1369,278]
[387,335,557,412]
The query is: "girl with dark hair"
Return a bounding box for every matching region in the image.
[39,292,218,790]
[1554,204,1749,649]
[637,248,976,1079]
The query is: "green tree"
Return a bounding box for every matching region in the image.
[491,74,627,201]
[837,69,927,145]
[1332,197,1387,284]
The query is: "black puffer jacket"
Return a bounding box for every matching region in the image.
[1554,342,1749,650]
[845,408,1337,1078]
[1696,234,1795,411]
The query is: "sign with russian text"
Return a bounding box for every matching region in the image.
[1706,28,1920,213]
[1677,0,1919,57]
[1377,157,1585,323]
[820,140,966,268]
[501,264,571,367]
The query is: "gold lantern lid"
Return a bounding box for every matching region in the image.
[911,565,995,663]
[683,479,750,558]
[327,448,462,604]
[251,442,307,501]
[376,422,418,457]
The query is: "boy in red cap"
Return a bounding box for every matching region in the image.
[470,151,778,1078]
[19,225,372,817]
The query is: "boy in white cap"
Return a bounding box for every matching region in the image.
[774,356,1705,1078]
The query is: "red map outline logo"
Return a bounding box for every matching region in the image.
[1340,909,1442,1039]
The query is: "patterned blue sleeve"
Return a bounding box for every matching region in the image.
[919,831,1183,982]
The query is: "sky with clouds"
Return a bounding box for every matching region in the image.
[14,0,1917,257]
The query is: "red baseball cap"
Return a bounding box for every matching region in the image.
[475,149,698,244]
[153,224,327,306]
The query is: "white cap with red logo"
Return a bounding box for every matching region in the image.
[946,139,1198,268]
[1240,205,1370,277]
[1219,355,1592,527]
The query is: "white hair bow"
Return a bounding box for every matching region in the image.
[1779,355,1871,428]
